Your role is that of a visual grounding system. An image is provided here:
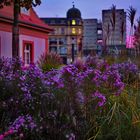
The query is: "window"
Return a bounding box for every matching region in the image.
[72,28,76,34]
[50,46,57,53]
[97,30,102,34]
[59,38,64,45]
[49,38,57,45]
[61,20,65,24]
[54,28,58,34]
[61,28,65,34]
[21,7,30,15]
[50,20,55,24]
[23,41,34,66]
[68,21,70,25]
[72,20,76,25]
[59,46,67,54]
[78,28,82,34]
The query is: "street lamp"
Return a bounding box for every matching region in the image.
[71,37,75,63]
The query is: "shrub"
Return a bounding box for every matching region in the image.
[37,52,63,72]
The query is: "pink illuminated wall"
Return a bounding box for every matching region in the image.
[126,36,135,48]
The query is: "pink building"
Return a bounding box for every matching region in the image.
[126,36,135,48]
[0,4,52,65]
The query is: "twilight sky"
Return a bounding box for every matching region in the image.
[34,0,140,21]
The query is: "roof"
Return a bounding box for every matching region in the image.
[102,9,125,13]
[41,17,67,25]
[0,4,53,33]
[66,5,81,19]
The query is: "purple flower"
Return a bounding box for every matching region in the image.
[93,91,106,107]
[0,135,4,140]
[9,115,37,132]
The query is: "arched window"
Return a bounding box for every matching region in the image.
[72,28,76,34]
[72,20,76,25]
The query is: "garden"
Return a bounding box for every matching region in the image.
[0,55,140,140]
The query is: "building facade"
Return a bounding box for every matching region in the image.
[0,4,52,65]
[102,9,126,52]
[41,5,83,64]
[83,19,102,56]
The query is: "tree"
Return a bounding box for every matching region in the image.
[110,4,116,47]
[102,23,110,55]
[121,20,125,44]
[0,0,41,58]
[127,6,136,37]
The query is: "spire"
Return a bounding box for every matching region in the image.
[72,1,75,8]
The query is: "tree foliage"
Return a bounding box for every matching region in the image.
[0,0,41,9]
[127,6,136,28]
[110,4,116,32]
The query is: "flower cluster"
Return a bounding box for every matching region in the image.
[111,62,139,83]
[43,69,64,88]
[9,115,37,132]
[93,91,106,107]
[0,57,22,81]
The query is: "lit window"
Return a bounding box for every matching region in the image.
[98,30,102,34]
[78,28,82,34]
[72,20,76,25]
[72,28,76,34]
[23,42,34,66]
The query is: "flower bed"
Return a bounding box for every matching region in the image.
[0,57,140,140]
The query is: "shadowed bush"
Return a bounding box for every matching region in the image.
[37,52,63,72]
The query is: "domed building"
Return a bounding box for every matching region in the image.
[66,5,83,62]
[67,5,82,19]
[66,5,82,27]
[41,4,83,64]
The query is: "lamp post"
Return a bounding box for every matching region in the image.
[71,38,75,63]
[78,37,82,58]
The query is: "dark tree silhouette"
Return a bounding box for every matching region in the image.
[110,4,116,46]
[127,6,136,36]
